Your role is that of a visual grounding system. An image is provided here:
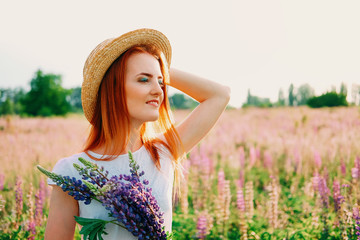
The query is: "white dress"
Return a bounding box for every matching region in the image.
[47,145,174,240]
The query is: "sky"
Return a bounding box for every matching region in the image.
[0,0,359,107]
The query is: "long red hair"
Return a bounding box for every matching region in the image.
[83,44,184,194]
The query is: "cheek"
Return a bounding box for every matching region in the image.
[125,85,147,108]
[160,88,165,103]
[124,86,137,109]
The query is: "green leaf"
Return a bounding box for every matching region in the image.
[73,163,84,172]
[166,230,173,239]
[10,225,22,240]
[36,165,62,182]
[75,216,108,240]
[74,216,97,224]
[78,157,98,170]
[83,180,101,195]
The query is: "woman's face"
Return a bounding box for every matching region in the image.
[124,52,164,127]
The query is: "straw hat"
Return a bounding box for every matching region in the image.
[81,28,172,123]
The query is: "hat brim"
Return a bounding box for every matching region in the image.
[82,28,171,123]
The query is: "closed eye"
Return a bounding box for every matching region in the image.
[158,79,164,87]
[139,77,148,83]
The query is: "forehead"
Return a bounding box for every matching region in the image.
[125,52,162,75]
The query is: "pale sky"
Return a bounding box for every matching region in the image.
[0,0,359,107]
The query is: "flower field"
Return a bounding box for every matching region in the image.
[1,107,360,239]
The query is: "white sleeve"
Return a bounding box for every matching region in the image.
[47,156,82,185]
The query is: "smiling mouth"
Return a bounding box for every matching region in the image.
[146,100,159,107]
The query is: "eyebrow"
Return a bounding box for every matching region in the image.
[137,72,163,79]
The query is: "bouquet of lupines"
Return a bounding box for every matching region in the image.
[37,151,172,240]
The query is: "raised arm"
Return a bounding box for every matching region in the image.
[169,68,231,153]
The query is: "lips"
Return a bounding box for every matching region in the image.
[146,100,159,107]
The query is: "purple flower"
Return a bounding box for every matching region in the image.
[26,183,36,237]
[312,172,320,192]
[98,174,166,239]
[35,189,44,226]
[355,156,360,169]
[196,214,208,240]
[353,206,360,239]
[38,152,168,240]
[37,165,95,205]
[15,176,23,219]
[27,221,36,240]
[39,179,46,199]
[340,159,346,177]
[318,177,329,209]
[35,180,45,219]
[332,180,344,212]
[0,173,4,191]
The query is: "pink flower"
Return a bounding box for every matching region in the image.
[340,159,346,177]
[314,150,322,169]
[35,180,46,226]
[27,221,36,240]
[312,172,320,191]
[196,214,208,240]
[332,180,344,212]
[318,177,329,209]
[355,156,360,169]
[264,151,273,169]
[238,170,244,189]
[249,146,257,166]
[352,168,359,179]
[15,176,23,219]
[236,187,245,212]
[218,170,225,193]
[0,173,4,191]
[239,146,245,169]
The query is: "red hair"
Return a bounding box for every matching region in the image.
[83,45,184,193]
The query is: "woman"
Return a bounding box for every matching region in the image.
[45,28,230,239]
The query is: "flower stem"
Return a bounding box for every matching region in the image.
[108,220,127,230]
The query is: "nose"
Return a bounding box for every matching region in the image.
[150,80,163,96]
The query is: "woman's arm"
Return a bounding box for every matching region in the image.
[169,68,231,153]
[44,186,79,240]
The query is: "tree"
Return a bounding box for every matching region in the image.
[247,89,252,105]
[0,89,14,115]
[169,93,198,109]
[68,87,83,112]
[0,88,25,115]
[296,84,315,106]
[288,84,295,106]
[340,82,347,97]
[351,84,359,105]
[277,88,285,106]
[243,90,272,108]
[22,70,71,116]
[307,92,348,108]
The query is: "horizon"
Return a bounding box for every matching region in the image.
[1,0,359,107]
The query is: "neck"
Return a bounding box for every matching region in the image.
[91,123,143,155]
[126,125,142,152]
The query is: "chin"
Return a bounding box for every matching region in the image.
[148,116,160,122]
